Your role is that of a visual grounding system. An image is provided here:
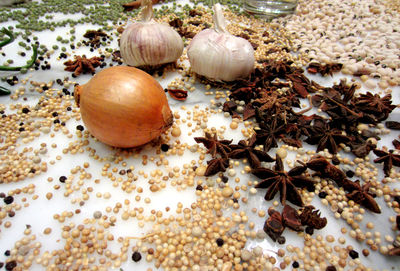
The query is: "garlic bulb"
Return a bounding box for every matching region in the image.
[120,0,184,67]
[187,4,255,82]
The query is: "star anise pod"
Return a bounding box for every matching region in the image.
[307,62,343,76]
[281,204,303,231]
[229,135,274,169]
[305,119,351,154]
[204,158,229,177]
[83,29,108,48]
[286,72,317,98]
[252,91,288,114]
[306,156,359,191]
[388,247,400,256]
[252,155,315,206]
[312,86,362,123]
[349,140,376,158]
[194,132,232,158]
[299,205,327,230]
[352,92,396,123]
[373,149,400,177]
[264,60,294,78]
[64,55,103,76]
[254,114,286,152]
[264,207,285,242]
[345,180,381,213]
[393,139,400,150]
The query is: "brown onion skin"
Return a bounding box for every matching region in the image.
[74,66,173,148]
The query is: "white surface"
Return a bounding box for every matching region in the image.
[0,1,399,270]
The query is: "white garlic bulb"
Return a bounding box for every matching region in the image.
[120,0,184,67]
[187,3,255,82]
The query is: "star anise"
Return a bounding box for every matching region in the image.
[305,119,351,154]
[286,72,318,98]
[388,247,400,256]
[352,92,396,123]
[252,91,288,114]
[252,155,315,206]
[393,139,400,150]
[312,85,362,123]
[345,180,381,213]
[299,205,327,230]
[264,207,285,242]
[194,132,232,158]
[281,204,303,231]
[64,55,103,76]
[254,114,286,152]
[263,205,303,242]
[204,158,229,177]
[264,60,294,78]
[306,156,359,191]
[228,135,274,169]
[83,29,108,48]
[306,62,343,76]
[349,140,376,158]
[373,149,400,177]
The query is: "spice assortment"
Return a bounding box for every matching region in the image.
[0,0,399,271]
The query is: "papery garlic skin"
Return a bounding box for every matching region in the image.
[187,3,254,82]
[188,29,254,82]
[119,0,183,67]
[120,22,184,67]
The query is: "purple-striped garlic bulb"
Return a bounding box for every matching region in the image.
[120,0,183,67]
[187,3,254,82]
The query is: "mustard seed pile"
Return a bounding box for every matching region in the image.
[0,0,400,270]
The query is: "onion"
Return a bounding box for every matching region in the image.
[74,66,173,148]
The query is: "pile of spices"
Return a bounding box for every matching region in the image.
[0,0,399,270]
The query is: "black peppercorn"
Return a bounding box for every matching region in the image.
[349,249,359,259]
[3,196,14,204]
[59,176,67,183]
[216,238,224,246]
[161,144,170,152]
[131,251,142,262]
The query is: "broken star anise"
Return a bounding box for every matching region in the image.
[264,207,285,242]
[263,205,303,242]
[305,119,351,154]
[299,205,327,230]
[306,156,359,191]
[254,114,286,152]
[194,132,232,158]
[373,149,400,177]
[204,158,229,177]
[351,92,396,123]
[83,29,108,48]
[252,155,315,206]
[345,180,381,213]
[228,134,274,169]
[306,62,343,76]
[64,55,103,76]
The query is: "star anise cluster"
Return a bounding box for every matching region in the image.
[194,133,274,177]
[264,204,327,242]
[307,156,381,213]
[221,60,397,162]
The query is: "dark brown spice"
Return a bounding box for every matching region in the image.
[228,134,274,169]
[252,155,315,206]
[167,89,188,101]
[373,149,400,177]
[64,55,103,76]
